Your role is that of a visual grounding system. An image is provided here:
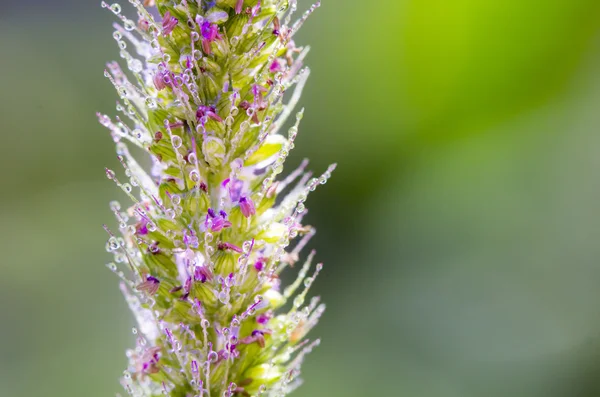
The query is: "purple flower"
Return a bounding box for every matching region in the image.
[153,70,170,91]
[240,329,267,348]
[206,208,232,232]
[136,346,161,375]
[256,313,270,325]
[136,275,160,295]
[239,196,256,218]
[235,0,244,14]
[136,217,148,235]
[217,242,243,253]
[162,11,178,36]
[211,215,231,232]
[201,21,219,41]
[270,59,283,73]
[228,179,244,202]
[194,265,213,283]
[196,105,223,123]
[200,21,220,54]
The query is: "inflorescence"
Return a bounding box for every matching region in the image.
[97,1,334,396]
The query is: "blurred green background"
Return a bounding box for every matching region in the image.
[3,0,600,396]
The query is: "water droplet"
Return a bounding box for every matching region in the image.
[189,169,200,182]
[124,20,135,31]
[110,3,122,14]
[218,291,229,304]
[242,241,252,253]
[109,200,121,211]
[171,135,182,148]
[288,126,298,139]
[293,295,304,308]
[208,351,218,362]
[147,222,157,232]
[132,327,138,334]
[106,237,119,252]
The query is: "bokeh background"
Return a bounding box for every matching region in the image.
[4,0,600,396]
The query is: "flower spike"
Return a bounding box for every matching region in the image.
[97,1,334,396]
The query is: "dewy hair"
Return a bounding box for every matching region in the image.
[96,1,334,396]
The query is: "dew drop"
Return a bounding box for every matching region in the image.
[218,291,229,304]
[189,169,200,182]
[109,200,121,211]
[110,3,122,14]
[293,295,304,308]
[124,20,135,31]
[208,351,218,362]
[166,208,176,219]
[288,126,298,139]
[171,135,182,148]
[242,241,252,253]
